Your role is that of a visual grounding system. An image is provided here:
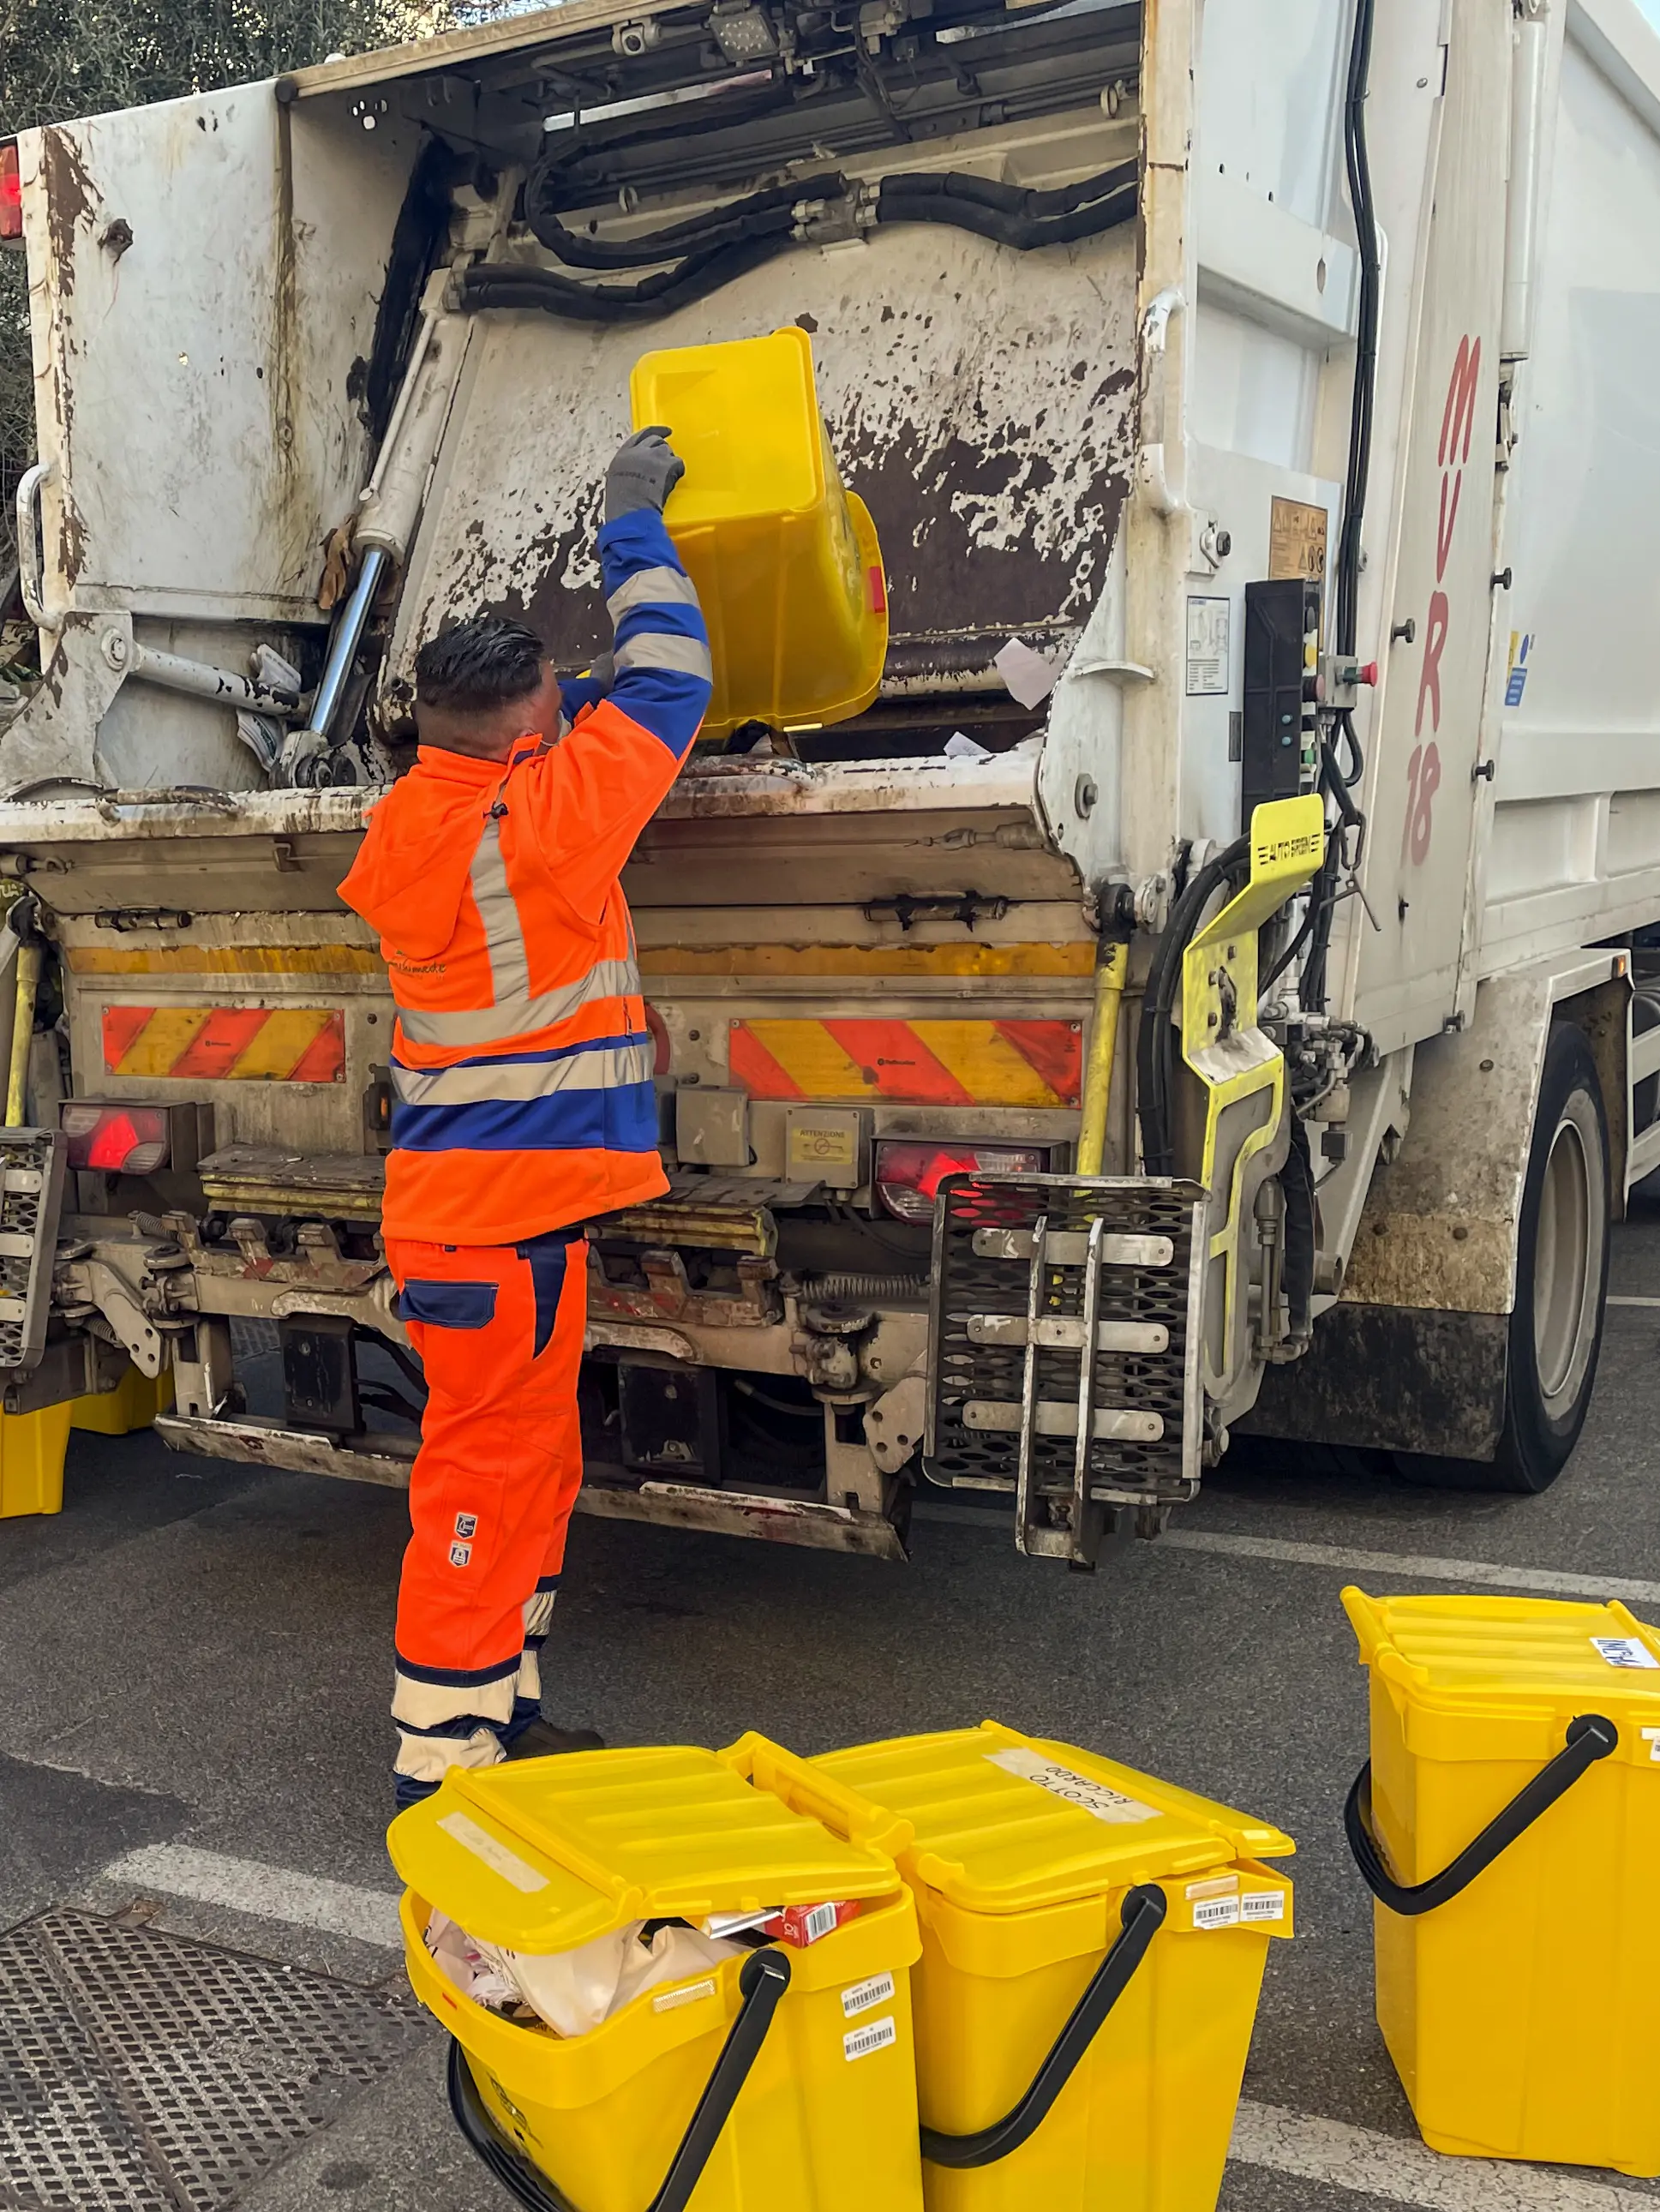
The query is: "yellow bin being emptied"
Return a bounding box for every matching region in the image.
[1344,1588,1660,2176]
[630,327,887,744]
[391,1738,926,2212]
[810,1721,1294,2212]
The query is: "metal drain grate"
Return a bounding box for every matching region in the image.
[0,1911,423,2210]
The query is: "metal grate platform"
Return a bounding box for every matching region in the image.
[0,1911,422,2210]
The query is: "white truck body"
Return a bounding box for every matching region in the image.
[3,0,1657,1555]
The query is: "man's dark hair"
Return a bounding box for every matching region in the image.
[415,614,546,715]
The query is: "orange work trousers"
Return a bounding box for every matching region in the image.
[386,1227,587,1803]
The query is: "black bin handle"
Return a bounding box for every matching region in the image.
[1344,1712,1618,1918]
[449,1945,793,2212]
[921,1881,1168,2171]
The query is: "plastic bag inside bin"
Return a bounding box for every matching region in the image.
[426,1909,743,2036]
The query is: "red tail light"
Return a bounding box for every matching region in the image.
[62,1102,171,1174]
[1,147,21,242]
[873,1140,1046,1222]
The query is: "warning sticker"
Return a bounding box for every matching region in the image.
[986,1747,1160,1825]
[1268,496,1329,582]
[842,1973,896,2020]
[1591,1635,1660,1670]
[1185,596,1231,697]
[655,1978,717,2013]
[1192,1895,1242,1931]
[1242,1891,1286,1924]
[844,2016,898,2062]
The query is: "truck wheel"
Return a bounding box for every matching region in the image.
[1395,1022,1609,1494]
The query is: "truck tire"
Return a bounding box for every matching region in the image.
[1395,1022,1609,1494]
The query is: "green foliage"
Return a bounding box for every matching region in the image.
[0,0,454,571]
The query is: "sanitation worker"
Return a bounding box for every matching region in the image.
[340,428,708,1804]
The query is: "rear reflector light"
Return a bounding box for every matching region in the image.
[874,1140,1046,1222]
[1,147,21,241]
[62,1102,171,1174]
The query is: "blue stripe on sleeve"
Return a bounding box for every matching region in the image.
[597,507,686,594]
[613,599,708,649]
[606,665,711,757]
[391,1080,661,1155]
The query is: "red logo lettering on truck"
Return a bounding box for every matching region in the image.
[1405,334,1481,864]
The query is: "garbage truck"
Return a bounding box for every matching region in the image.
[2,0,1657,1565]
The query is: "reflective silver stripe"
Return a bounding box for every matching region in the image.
[393,1668,517,1731]
[606,565,702,620]
[394,1727,505,1784]
[614,632,714,680]
[469,818,531,1007]
[396,956,640,1049]
[392,1039,656,1107]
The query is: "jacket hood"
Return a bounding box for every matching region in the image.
[339,752,494,962]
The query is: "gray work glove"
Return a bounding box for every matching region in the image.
[605,425,685,522]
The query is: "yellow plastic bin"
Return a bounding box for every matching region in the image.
[630,327,887,744]
[73,1361,173,1436]
[0,1401,74,1518]
[391,1739,926,2212]
[1343,1587,1660,2176]
[806,1721,1294,2212]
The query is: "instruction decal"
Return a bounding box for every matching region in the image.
[1185,596,1231,696]
[844,2017,898,2062]
[1591,1635,1660,1669]
[986,1746,1160,1824]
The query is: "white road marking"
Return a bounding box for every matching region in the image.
[1232,2101,1658,2209]
[913,1502,1660,1607]
[101,1843,401,1949]
[1161,1531,1660,1608]
[1607,1295,1660,1309]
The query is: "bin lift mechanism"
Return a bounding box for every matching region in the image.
[924,795,1328,1568]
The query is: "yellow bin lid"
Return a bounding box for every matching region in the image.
[387,1745,900,1953]
[1344,1587,1660,1724]
[812,1722,1293,1915]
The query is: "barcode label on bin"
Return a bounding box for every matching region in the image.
[986,1747,1160,1825]
[844,2016,898,2062]
[842,1973,896,2019]
[1192,1895,1241,1931]
[1591,1635,1660,1669]
[1645,1728,1660,1764]
[1242,1891,1285,1923]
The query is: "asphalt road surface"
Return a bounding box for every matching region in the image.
[5,1214,1660,2211]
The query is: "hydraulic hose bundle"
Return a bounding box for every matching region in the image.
[460,159,1138,323]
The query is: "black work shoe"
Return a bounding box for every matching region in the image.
[504,1719,606,1760]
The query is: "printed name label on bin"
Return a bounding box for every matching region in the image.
[1591,1635,1660,1669]
[986,1746,1160,1824]
[844,2016,898,2062]
[842,1973,896,2019]
[435,1812,548,1895]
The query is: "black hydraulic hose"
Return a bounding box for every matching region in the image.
[523,171,848,267]
[1281,1117,1315,1338]
[1302,0,1379,1016]
[464,163,1139,325]
[1136,837,1251,1179]
[458,233,790,323]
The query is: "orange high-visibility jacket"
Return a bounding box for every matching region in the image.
[339,508,710,1246]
